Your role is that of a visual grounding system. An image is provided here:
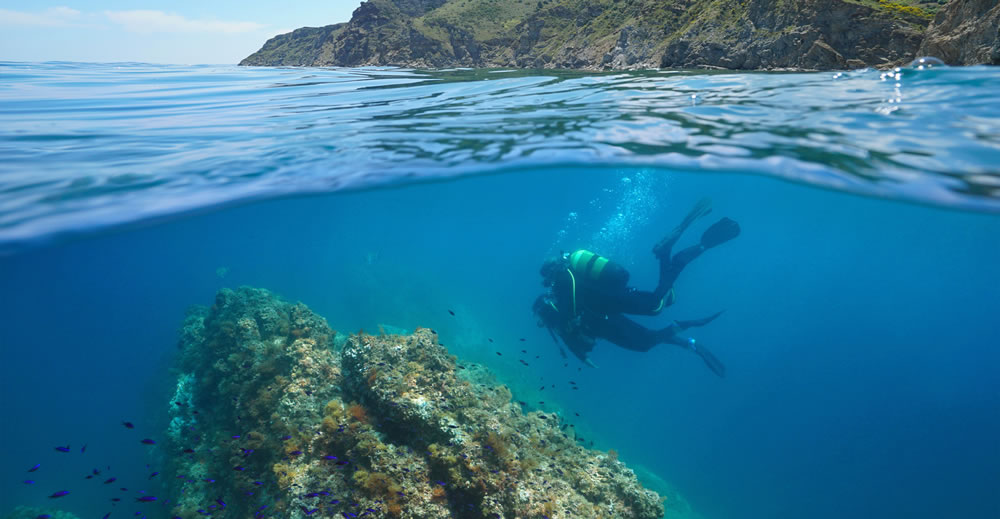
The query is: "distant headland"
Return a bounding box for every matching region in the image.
[240,0,999,71]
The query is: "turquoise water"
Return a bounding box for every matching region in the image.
[1,62,999,519]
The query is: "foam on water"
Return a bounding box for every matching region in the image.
[1,61,999,252]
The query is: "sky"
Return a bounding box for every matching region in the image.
[0,1,363,64]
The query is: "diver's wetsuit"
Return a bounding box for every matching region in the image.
[540,244,704,353]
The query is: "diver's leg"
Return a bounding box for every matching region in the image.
[652,243,703,299]
[652,217,741,299]
[591,314,661,352]
[652,197,712,258]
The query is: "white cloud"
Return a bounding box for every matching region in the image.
[0,6,81,27]
[104,10,265,34]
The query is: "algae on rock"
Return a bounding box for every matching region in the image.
[165,287,667,518]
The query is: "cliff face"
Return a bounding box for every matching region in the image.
[240,0,942,70]
[918,0,1000,65]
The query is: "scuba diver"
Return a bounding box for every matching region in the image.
[533,198,739,377]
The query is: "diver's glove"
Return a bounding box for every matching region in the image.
[686,338,726,378]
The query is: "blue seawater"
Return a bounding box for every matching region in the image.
[1,62,999,519]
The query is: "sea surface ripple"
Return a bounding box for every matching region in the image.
[2,61,999,250]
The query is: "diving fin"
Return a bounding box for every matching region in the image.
[700,217,741,249]
[654,198,713,257]
[676,310,724,330]
[695,345,726,378]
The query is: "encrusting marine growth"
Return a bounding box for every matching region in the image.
[165,287,666,518]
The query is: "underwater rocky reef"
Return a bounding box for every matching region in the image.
[166,286,667,518]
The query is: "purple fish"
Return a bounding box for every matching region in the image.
[135,496,157,502]
[140,439,155,445]
[104,477,117,484]
[49,490,70,498]
[23,480,35,484]
[122,422,134,429]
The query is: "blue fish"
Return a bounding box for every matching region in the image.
[140,439,155,445]
[122,422,134,429]
[49,490,70,498]
[27,464,40,472]
[54,445,70,453]
[104,477,116,484]
[136,496,157,502]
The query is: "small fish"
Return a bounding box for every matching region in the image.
[111,498,121,502]
[495,352,502,356]
[302,507,319,515]
[149,472,159,479]
[447,310,455,316]
[322,455,337,460]
[122,422,134,429]
[80,444,87,453]
[140,439,155,445]
[216,498,226,508]
[27,464,40,472]
[281,435,292,440]
[104,478,117,484]
[54,445,70,453]
[182,448,195,454]
[102,514,110,519]
[253,481,264,485]
[36,515,51,519]
[233,465,245,471]
[136,496,157,502]
[488,338,494,343]
[519,338,526,342]
[23,480,35,485]
[521,350,527,354]
[49,490,70,498]
[289,450,303,455]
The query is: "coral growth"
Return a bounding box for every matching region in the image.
[164,287,665,518]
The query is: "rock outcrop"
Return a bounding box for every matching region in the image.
[165,287,669,518]
[918,0,1000,65]
[241,0,943,70]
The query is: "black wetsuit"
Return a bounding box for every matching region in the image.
[540,245,702,355]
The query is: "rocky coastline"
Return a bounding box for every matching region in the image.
[240,0,999,70]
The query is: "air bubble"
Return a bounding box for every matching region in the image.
[909,56,945,70]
